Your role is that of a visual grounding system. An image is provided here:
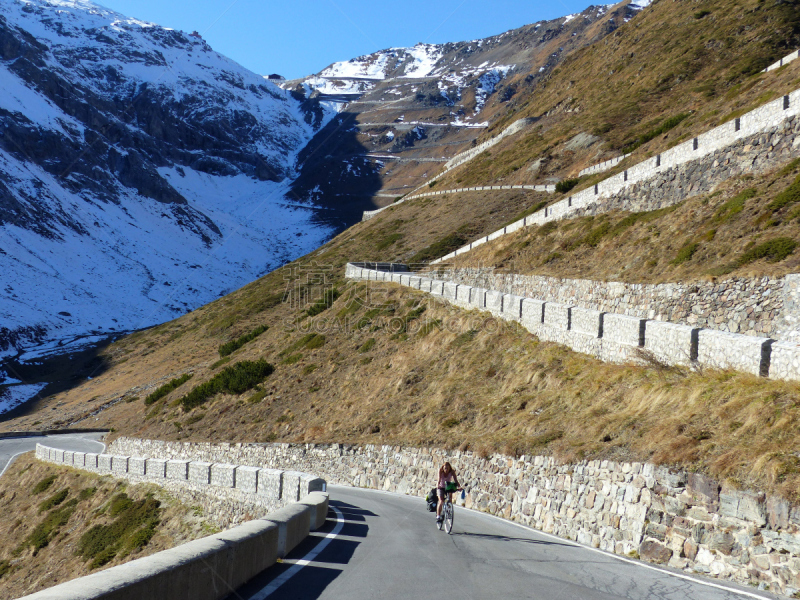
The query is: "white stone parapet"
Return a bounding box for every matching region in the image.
[697,330,773,377]
[644,321,699,366]
[764,48,800,72]
[345,264,797,381]
[429,86,800,264]
[34,443,327,532]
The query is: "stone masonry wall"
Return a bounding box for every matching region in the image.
[433,89,800,264]
[434,268,797,340]
[111,437,800,596]
[346,264,800,381]
[36,443,325,529]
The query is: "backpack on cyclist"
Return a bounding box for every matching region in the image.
[425,488,438,512]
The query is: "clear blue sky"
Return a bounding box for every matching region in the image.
[98,0,596,79]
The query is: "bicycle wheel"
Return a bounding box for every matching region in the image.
[444,501,454,534]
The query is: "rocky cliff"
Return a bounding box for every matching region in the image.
[0,0,334,363]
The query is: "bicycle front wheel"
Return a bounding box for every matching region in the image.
[444,502,454,534]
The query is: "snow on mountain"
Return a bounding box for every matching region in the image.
[0,0,336,368]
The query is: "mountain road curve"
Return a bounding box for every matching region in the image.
[0,432,106,478]
[229,485,778,600]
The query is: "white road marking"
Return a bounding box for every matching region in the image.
[457,502,773,600]
[328,486,773,600]
[0,451,26,478]
[248,506,345,599]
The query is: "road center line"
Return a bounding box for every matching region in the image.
[248,506,345,600]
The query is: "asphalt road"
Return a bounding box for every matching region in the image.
[0,432,106,478]
[230,485,777,600]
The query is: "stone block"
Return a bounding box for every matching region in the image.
[697,330,772,377]
[430,280,445,296]
[443,282,458,301]
[407,276,422,290]
[418,278,432,293]
[146,458,167,479]
[188,461,212,485]
[521,298,545,327]
[639,539,672,563]
[470,288,487,309]
[129,457,146,476]
[53,449,65,463]
[85,453,98,469]
[282,471,303,502]
[644,320,698,365]
[485,290,504,314]
[502,294,524,321]
[603,313,645,347]
[767,495,790,530]
[73,452,86,468]
[720,488,767,527]
[166,459,189,481]
[300,474,327,496]
[687,473,720,509]
[399,274,411,287]
[455,285,472,307]
[769,341,800,382]
[211,463,237,488]
[63,451,74,465]
[543,303,571,331]
[111,455,129,475]
[257,468,283,501]
[98,454,112,472]
[235,466,260,494]
[571,307,603,337]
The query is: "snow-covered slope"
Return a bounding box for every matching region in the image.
[0,0,335,367]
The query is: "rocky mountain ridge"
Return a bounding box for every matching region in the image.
[283,1,647,216]
[0,0,334,379]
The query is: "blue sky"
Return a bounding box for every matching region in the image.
[99,0,597,79]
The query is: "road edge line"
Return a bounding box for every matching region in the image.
[327,485,775,600]
[248,505,345,599]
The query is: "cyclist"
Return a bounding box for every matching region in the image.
[436,461,462,524]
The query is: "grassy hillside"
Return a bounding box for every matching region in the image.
[0,455,213,599]
[447,157,800,282]
[1,0,800,513]
[439,0,800,188]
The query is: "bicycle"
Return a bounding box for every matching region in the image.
[437,482,461,534]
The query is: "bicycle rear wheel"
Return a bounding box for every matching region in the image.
[444,501,454,534]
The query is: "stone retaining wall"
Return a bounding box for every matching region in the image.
[432,268,798,341]
[345,264,800,381]
[433,89,800,264]
[36,443,325,529]
[111,436,800,596]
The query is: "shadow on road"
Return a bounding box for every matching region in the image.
[227,500,373,600]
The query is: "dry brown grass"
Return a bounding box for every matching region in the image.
[447,158,800,283]
[436,0,800,189]
[7,282,799,502]
[0,455,212,599]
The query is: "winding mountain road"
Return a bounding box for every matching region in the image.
[0,432,106,478]
[230,486,777,600]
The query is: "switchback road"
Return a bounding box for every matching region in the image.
[230,485,777,600]
[0,432,106,478]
